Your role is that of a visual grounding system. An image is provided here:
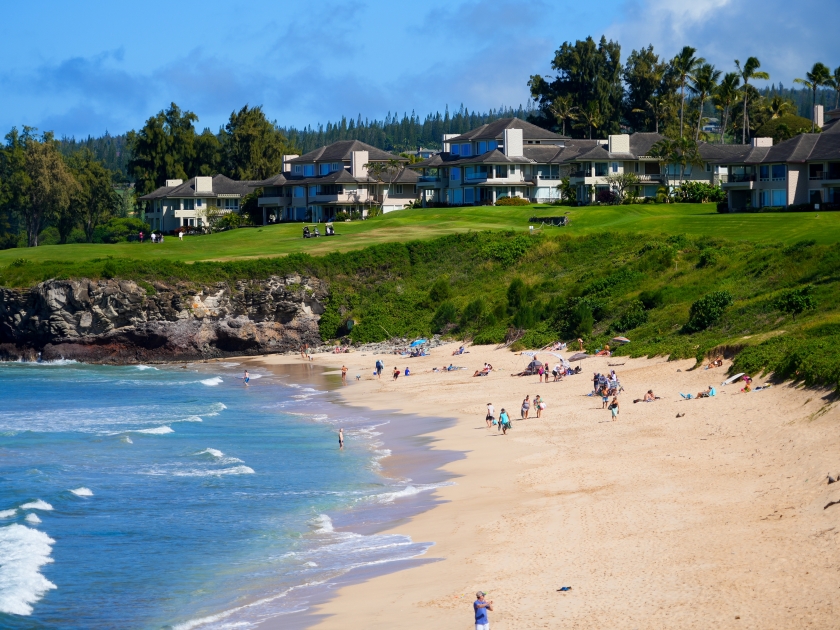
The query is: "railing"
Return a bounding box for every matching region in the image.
[464,173,488,181]
[810,172,840,180]
[726,173,756,183]
[569,170,587,178]
[418,176,441,182]
[636,174,664,182]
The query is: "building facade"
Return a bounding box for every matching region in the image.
[139,175,254,231]
[254,140,420,223]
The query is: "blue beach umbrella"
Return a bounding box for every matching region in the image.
[410,339,428,347]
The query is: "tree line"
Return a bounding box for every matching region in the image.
[528,35,840,142]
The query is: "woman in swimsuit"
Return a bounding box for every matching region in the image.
[521,395,530,419]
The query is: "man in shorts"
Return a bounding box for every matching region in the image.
[474,591,493,629]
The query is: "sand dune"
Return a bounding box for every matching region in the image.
[259,344,840,629]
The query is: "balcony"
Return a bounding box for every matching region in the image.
[811,171,840,181]
[569,170,587,178]
[636,174,664,182]
[722,173,756,187]
[418,175,441,182]
[464,173,488,182]
[258,196,289,207]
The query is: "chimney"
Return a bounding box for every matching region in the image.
[608,134,630,154]
[194,176,213,193]
[282,154,299,174]
[814,104,824,129]
[503,128,523,157]
[165,178,183,187]
[751,137,773,147]
[442,134,458,153]
[351,150,369,178]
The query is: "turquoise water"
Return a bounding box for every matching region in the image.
[0,361,443,629]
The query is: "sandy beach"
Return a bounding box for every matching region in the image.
[257,343,839,629]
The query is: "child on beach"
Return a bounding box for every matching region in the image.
[534,395,544,418]
[393,367,400,381]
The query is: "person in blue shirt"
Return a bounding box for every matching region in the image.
[499,409,511,435]
[474,591,493,629]
[404,367,411,377]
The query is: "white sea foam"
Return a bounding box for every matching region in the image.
[304,561,318,567]
[20,500,53,511]
[135,365,158,371]
[201,376,223,386]
[172,466,255,477]
[178,415,203,423]
[374,482,455,504]
[135,426,174,435]
[312,514,334,533]
[0,524,57,615]
[0,510,16,519]
[122,436,133,444]
[197,448,224,458]
[195,448,244,465]
[70,487,93,497]
[25,514,41,524]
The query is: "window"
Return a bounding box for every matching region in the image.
[183,199,195,210]
[488,141,498,151]
[451,167,461,180]
[495,165,508,178]
[772,190,786,206]
[478,141,487,154]
[510,165,517,175]
[464,187,475,203]
[303,165,315,176]
[294,165,302,174]
[309,186,317,195]
[294,186,304,198]
[394,185,403,194]
[611,162,619,173]
[170,199,181,210]
[771,164,786,181]
[595,163,608,176]
[759,165,770,181]
[706,163,711,172]
[332,163,341,172]
[345,184,358,191]
[451,145,460,156]
[196,199,203,207]
[451,189,463,204]
[319,164,330,175]
[461,144,472,156]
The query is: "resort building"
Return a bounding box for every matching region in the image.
[253,140,420,223]
[139,175,254,231]
[712,106,840,210]
[410,117,730,205]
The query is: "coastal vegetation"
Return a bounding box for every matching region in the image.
[3,205,840,389]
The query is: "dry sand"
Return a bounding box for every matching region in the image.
[257,343,840,629]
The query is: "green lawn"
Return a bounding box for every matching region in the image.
[1,203,834,268]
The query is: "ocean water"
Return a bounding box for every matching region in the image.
[0,360,450,629]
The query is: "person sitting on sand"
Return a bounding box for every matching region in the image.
[695,385,716,398]
[633,390,658,404]
[595,344,611,357]
[608,396,619,420]
[473,363,491,377]
[404,367,411,377]
[452,345,465,356]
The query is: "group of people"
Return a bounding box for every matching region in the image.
[139,231,165,243]
[590,371,623,419]
[484,393,547,435]
[472,363,493,377]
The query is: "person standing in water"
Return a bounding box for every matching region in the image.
[338,428,344,449]
[242,370,250,386]
[341,365,348,384]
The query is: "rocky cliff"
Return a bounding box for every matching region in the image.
[0,275,327,363]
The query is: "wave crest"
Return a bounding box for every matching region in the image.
[0,524,57,615]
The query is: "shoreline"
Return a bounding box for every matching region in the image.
[256,343,840,629]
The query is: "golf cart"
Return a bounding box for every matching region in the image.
[302,225,320,238]
[324,222,336,236]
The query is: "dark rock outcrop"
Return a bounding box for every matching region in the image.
[0,275,326,363]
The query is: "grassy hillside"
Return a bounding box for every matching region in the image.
[1,203,838,282]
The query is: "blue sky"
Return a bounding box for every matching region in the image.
[1,0,837,138]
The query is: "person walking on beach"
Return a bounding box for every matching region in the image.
[608,396,619,420]
[485,403,495,429]
[393,367,399,381]
[521,395,530,419]
[534,394,544,418]
[338,428,344,449]
[375,359,384,379]
[474,591,493,629]
[499,409,511,434]
[341,365,348,384]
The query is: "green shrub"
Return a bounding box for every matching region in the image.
[460,297,487,329]
[428,276,451,303]
[614,301,648,332]
[95,217,152,243]
[775,285,816,320]
[754,114,814,143]
[431,301,458,333]
[638,289,664,310]
[472,324,507,345]
[697,249,718,268]
[672,181,726,203]
[38,227,61,246]
[569,301,594,337]
[682,290,734,333]
[495,196,530,206]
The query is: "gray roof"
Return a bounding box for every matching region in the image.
[139,175,254,200]
[446,117,568,142]
[290,140,406,164]
[260,166,419,187]
[710,130,840,165]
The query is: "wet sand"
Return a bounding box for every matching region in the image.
[257,343,840,629]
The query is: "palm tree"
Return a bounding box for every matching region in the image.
[575,103,603,139]
[671,46,705,139]
[548,95,578,137]
[795,62,832,131]
[632,94,672,134]
[690,63,721,141]
[713,72,741,144]
[832,66,840,109]
[735,57,770,143]
[764,95,796,119]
